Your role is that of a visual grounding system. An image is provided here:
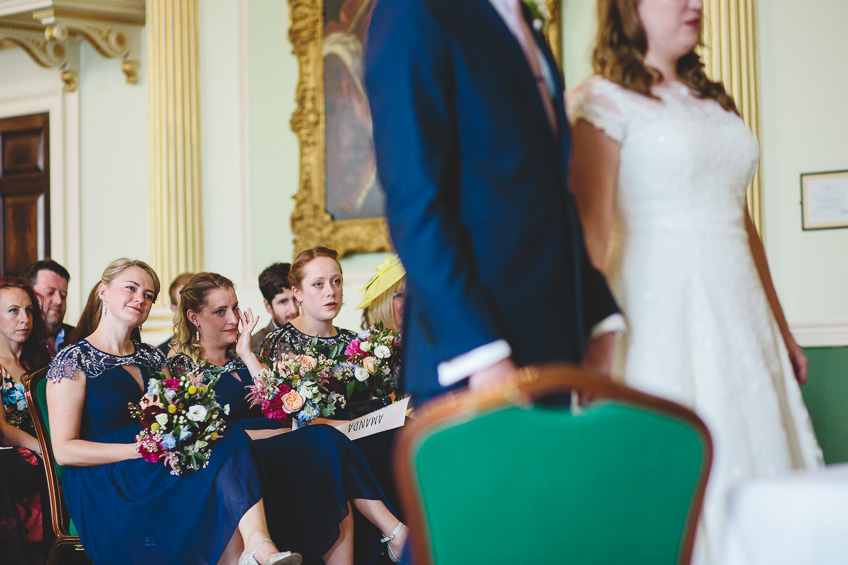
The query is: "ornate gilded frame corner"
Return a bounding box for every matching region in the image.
[288,0,562,257]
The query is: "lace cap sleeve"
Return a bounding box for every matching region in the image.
[566,76,629,143]
[167,353,197,378]
[47,340,169,383]
[47,342,87,382]
[259,327,294,363]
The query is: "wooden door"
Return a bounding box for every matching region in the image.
[0,113,50,276]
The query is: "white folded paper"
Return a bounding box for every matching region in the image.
[334,397,410,441]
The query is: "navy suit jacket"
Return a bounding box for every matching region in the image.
[365,0,619,398]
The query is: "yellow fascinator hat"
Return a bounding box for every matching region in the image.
[356,255,406,310]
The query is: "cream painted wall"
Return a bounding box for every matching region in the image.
[562,0,596,90]
[78,40,149,299]
[757,1,848,333]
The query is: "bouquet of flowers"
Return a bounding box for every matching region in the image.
[247,339,351,427]
[344,323,401,400]
[128,367,229,475]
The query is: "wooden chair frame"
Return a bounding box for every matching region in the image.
[393,363,714,565]
[24,366,85,564]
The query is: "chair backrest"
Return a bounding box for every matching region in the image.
[24,366,79,538]
[394,363,712,565]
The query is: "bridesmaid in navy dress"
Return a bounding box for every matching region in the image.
[167,272,407,565]
[46,259,300,565]
[260,248,405,548]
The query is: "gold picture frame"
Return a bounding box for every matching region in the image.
[288,0,562,257]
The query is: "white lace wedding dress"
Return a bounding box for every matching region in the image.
[567,76,823,564]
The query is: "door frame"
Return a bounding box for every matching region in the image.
[0,71,82,318]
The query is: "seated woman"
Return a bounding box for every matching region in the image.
[46,259,300,565]
[357,255,406,334]
[259,248,406,551]
[0,278,52,563]
[168,272,407,565]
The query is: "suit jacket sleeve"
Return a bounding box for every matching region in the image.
[365,0,505,364]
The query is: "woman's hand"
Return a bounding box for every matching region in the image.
[235,307,260,360]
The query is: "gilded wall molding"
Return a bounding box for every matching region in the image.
[35,11,142,84]
[289,0,562,257]
[701,0,762,231]
[0,2,143,89]
[0,22,67,67]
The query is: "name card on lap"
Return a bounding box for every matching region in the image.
[334,397,410,441]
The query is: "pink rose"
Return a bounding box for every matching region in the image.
[139,439,165,463]
[299,355,318,371]
[344,339,363,357]
[362,356,377,374]
[161,379,180,391]
[281,390,305,414]
[262,388,294,425]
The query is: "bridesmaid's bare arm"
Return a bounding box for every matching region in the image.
[48,369,141,466]
[568,118,622,270]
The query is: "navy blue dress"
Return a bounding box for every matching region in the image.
[168,354,390,565]
[260,325,404,524]
[48,341,262,565]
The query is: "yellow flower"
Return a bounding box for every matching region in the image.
[168,404,177,414]
[188,385,198,395]
[151,422,160,431]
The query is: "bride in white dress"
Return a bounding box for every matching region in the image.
[566,0,822,563]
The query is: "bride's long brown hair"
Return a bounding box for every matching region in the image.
[592,0,738,114]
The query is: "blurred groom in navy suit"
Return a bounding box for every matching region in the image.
[365,0,622,401]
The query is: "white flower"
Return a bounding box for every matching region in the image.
[355,367,369,382]
[155,413,169,426]
[186,405,208,422]
[360,341,372,352]
[374,345,391,359]
[223,404,231,415]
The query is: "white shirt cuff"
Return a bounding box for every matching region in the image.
[590,313,626,339]
[437,340,512,387]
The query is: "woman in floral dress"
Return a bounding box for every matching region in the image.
[0,277,52,564]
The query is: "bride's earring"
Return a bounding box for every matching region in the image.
[195,327,201,341]
[102,304,108,317]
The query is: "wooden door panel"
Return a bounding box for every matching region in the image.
[2,129,44,177]
[3,194,41,275]
[0,112,50,276]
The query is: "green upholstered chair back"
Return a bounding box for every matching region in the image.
[25,367,81,541]
[395,364,712,565]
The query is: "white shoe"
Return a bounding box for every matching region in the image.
[380,522,404,563]
[238,538,302,565]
